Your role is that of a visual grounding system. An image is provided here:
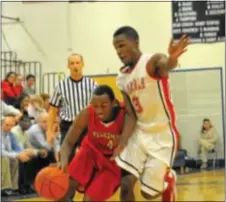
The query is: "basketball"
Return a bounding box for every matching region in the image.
[34,166,69,200]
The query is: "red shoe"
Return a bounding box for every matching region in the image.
[162,170,177,201]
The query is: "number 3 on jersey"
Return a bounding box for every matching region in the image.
[132,96,143,113]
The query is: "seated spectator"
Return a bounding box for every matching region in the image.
[40,93,50,111]
[24,74,36,96]
[28,95,46,119]
[1,99,22,121]
[27,112,59,174]
[199,118,218,169]
[11,115,34,154]
[14,74,24,97]
[14,93,30,118]
[1,115,31,196]
[1,72,18,105]
[11,115,38,194]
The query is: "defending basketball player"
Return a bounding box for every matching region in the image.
[112,26,190,201]
[58,85,128,201]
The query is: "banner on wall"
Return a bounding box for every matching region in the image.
[89,74,123,101]
[172,1,225,44]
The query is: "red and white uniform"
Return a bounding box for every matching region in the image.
[115,54,180,197]
[68,105,124,201]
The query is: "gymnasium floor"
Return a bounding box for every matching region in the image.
[16,169,225,202]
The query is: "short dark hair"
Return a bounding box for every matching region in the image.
[93,85,115,102]
[20,115,31,121]
[201,118,212,133]
[26,74,35,80]
[113,26,139,41]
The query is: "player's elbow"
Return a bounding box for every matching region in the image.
[155,54,168,68]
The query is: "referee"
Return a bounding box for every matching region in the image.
[47,53,97,147]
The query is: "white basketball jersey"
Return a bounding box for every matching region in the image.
[116,54,177,132]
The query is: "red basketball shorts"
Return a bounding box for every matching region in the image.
[68,142,121,201]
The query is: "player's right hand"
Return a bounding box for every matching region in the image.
[57,159,69,173]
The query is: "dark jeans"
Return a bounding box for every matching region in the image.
[18,151,56,190]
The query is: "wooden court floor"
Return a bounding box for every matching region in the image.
[18,169,225,201]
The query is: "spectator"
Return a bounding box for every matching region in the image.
[27,95,46,119]
[11,115,38,194]
[199,118,218,169]
[1,115,31,196]
[24,74,36,95]
[1,71,18,105]
[28,112,59,169]
[40,93,50,111]
[11,115,34,153]
[14,74,24,97]
[14,94,30,118]
[1,99,22,121]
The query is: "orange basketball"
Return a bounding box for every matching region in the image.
[34,166,69,200]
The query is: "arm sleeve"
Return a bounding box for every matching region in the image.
[28,129,52,150]
[1,100,21,116]
[2,82,16,97]
[49,84,62,108]
[209,128,218,143]
[1,142,18,159]
[10,133,22,152]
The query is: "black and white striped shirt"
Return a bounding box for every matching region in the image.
[49,76,97,122]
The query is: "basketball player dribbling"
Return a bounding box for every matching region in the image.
[58,85,132,201]
[112,26,190,201]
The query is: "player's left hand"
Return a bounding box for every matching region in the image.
[168,35,190,66]
[110,143,126,161]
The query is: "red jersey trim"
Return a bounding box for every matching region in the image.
[158,79,180,164]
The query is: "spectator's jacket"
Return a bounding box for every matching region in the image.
[1,131,22,158]
[1,81,19,105]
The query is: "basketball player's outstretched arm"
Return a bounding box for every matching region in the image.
[59,108,89,171]
[147,35,190,78]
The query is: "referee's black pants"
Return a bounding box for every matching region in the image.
[60,120,86,160]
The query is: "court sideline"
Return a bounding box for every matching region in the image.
[15,169,225,202]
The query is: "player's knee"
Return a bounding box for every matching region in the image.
[141,190,160,200]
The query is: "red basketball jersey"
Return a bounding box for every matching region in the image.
[85,105,125,155]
